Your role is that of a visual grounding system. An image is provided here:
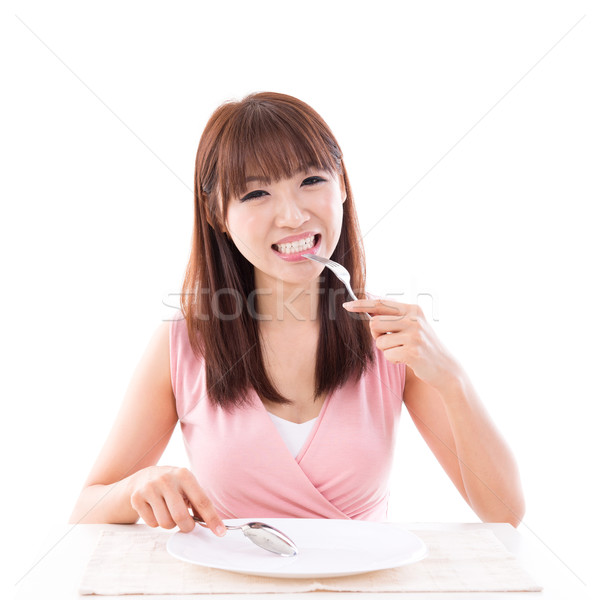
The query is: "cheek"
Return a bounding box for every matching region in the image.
[322,196,345,233]
[226,210,269,262]
[227,208,261,238]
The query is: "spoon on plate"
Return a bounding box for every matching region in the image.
[192,517,298,557]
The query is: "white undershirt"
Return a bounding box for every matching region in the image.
[267,412,318,458]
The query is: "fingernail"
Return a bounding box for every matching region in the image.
[216,525,226,536]
[343,302,352,308]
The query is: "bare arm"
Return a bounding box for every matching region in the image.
[403,365,525,526]
[344,298,525,527]
[69,321,224,535]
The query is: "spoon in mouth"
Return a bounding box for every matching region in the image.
[192,517,298,557]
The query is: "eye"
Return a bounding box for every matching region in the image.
[240,189,267,202]
[239,176,326,202]
[302,176,326,186]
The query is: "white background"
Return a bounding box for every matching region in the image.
[2,0,599,596]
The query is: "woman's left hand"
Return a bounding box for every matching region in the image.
[343,298,462,392]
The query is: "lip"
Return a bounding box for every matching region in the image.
[272,231,319,246]
[271,233,322,262]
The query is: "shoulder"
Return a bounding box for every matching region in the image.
[139,319,173,390]
[166,310,207,399]
[165,310,188,351]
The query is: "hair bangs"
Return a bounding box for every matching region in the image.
[217,101,341,207]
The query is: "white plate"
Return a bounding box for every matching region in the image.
[167,518,427,578]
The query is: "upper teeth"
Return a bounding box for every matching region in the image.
[275,235,316,254]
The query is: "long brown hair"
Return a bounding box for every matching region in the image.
[181,91,374,409]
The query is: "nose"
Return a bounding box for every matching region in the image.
[274,191,309,229]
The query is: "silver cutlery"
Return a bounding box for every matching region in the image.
[302,253,373,319]
[193,517,298,557]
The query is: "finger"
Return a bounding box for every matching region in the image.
[375,331,407,352]
[179,472,226,537]
[132,499,159,528]
[343,298,418,317]
[370,315,412,335]
[382,346,407,365]
[148,495,177,529]
[163,488,196,533]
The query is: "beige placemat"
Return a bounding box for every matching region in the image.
[79,528,542,595]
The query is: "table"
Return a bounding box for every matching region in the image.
[14,522,593,599]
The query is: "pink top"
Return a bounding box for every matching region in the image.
[169,308,406,521]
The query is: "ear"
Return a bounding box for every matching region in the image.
[339,173,347,203]
[203,192,229,234]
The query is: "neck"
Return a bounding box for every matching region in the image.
[253,277,322,330]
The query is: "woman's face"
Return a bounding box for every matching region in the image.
[224,166,346,290]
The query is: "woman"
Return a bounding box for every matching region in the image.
[70,91,525,538]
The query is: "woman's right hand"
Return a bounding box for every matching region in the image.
[129,466,226,536]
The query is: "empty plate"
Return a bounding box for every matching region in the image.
[167,518,427,578]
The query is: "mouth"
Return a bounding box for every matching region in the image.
[271,233,321,262]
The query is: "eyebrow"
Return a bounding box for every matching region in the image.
[244,166,324,184]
